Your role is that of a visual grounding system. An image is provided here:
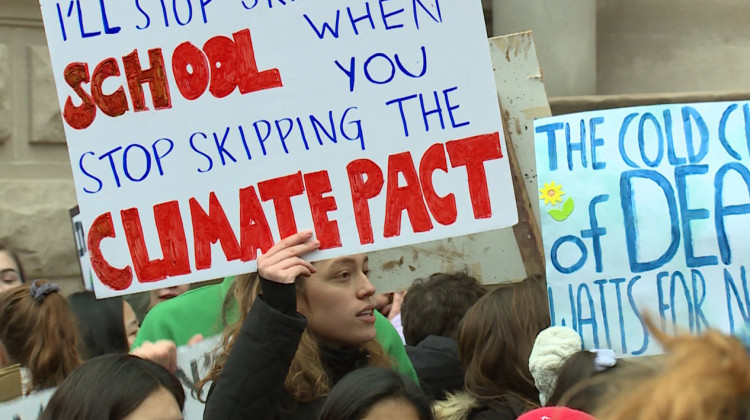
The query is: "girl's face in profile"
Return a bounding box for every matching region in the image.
[0,251,22,294]
[123,301,139,349]
[296,254,377,346]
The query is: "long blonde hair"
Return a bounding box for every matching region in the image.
[199,272,391,402]
[595,320,750,420]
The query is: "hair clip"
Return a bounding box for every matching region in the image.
[590,348,616,371]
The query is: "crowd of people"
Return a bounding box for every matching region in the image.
[1,236,750,420]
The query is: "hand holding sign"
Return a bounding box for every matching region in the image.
[258,231,320,284]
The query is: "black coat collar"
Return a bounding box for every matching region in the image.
[319,344,371,385]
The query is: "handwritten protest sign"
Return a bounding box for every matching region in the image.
[535,101,750,356]
[174,335,220,419]
[0,336,220,419]
[0,388,54,420]
[40,0,516,297]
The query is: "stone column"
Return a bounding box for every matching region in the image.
[492,0,596,97]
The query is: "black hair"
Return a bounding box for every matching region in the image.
[67,291,129,358]
[319,367,433,420]
[0,243,26,283]
[546,350,627,412]
[546,351,599,408]
[40,353,185,420]
[402,271,487,345]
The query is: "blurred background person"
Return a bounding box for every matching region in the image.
[319,366,434,420]
[67,290,181,373]
[401,271,487,400]
[0,243,25,294]
[435,275,550,419]
[543,349,621,413]
[0,280,82,393]
[67,291,138,358]
[40,353,184,420]
[595,322,750,420]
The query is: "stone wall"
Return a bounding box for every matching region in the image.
[492,0,597,96]
[0,1,80,294]
[596,0,750,94]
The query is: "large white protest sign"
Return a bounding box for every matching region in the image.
[40,0,517,297]
[535,101,750,356]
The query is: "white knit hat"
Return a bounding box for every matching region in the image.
[528,326,582,405]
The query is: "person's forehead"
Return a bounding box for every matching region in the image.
[0,251,17,272]
[322,254,368,267]
[122,387,181,420]
[122,301,136,318]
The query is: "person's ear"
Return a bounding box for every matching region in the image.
[296,292,310,317]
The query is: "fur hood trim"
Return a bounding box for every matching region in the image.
[433,391,481,420]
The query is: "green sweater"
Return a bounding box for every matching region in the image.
[133,277,418,383]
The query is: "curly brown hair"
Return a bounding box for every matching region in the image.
[199,272,392,402]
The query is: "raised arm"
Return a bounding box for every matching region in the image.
[203,231,319,420]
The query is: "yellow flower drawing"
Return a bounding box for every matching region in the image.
[539,182,564,206]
